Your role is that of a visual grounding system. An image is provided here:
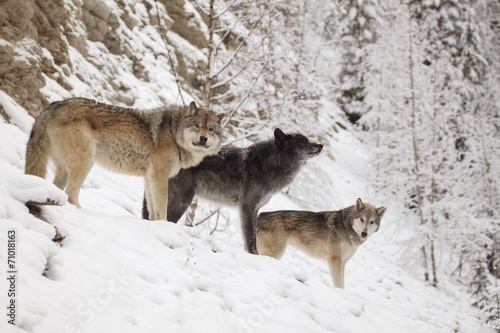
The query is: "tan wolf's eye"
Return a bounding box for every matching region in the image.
[194,124,200,129]
[209,128,214,132]
[370,221,375,225]
[360,218,365,223]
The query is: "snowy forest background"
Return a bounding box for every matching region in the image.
[0,0,499,329]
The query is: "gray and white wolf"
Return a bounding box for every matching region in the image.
[142,128,323,254]
[256,198,386,288]
[25,98,223,220]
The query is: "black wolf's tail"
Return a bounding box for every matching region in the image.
[25,117,50,178]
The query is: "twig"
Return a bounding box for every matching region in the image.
[25,199,62,206]
[194,209,221,226]
[221,56,270,128]
[222,92,287,146]
[210,9,266,81]
[210,210,221,235]
[155,2,186,106]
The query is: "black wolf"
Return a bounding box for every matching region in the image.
[142,128,323,254]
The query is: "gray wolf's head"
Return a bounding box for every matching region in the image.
[182,101,224,155]
[351,198,386,242]
[273,128,323,164]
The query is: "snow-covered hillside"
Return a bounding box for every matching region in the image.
[1,0,497,331]
[0,92,487,333]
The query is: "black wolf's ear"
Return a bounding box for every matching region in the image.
[274,128,287,142]
[376,206,386,217]
[187,101,199,116]
[216,113,225,124]
[356,198,364,210]
[274,128,288,150]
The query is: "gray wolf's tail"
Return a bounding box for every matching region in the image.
[25,118,49,178]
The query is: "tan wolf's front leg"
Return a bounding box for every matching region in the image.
[147,168,169,221]
[144,178,155,219]
[328,257,344,288]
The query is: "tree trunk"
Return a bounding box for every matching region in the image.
[185,0,215,227]
[408,3,430,283]
[204,0,215,110]
[429,61,439,287]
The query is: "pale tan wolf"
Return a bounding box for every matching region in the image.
[256,198,386,288]
[25,98,223,220]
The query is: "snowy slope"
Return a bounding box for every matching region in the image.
[0,92,487,333]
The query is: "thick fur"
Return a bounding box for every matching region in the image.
[142,128,323,254]
[25,98,223,220]
[256,198,386,288]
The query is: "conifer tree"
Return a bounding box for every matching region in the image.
[337,0,380,123]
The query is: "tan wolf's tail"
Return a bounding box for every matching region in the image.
[25,119,50,179]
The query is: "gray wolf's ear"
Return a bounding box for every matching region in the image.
[376,206,386,217]
[356,198,364,210]
[216,113,225,124]
[188,101,199,116]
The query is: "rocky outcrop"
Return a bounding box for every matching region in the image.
[159,0,208,49]
[0,0,46,115]
[0,0,211,117]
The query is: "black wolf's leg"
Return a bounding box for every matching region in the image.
[240,203,258,254]
[142,172,195,222]
[142,195,150,220]
[167,186,195,223]
[142,187,195,222]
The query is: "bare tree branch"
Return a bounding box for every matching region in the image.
[193,208,221,226]
[221,56,269,128]
[223,93,288,146]
[211,10,266,81]
[155,1,186,106]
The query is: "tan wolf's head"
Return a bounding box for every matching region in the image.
[351,198,386,242]
[181,101,224,154]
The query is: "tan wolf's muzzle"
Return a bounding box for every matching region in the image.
[197,135,208,147]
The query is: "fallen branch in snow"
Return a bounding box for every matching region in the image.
[194,209,220,226]
[0,104,11,124]
[25,199,63,206]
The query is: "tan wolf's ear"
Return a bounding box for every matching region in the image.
[356,198,364,210]
[376,206,387,217]
[216,113,225,123]
[187,101,199,116]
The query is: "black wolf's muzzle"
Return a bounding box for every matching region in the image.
[308,143,323,155]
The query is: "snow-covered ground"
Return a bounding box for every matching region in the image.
[0,92,489,333]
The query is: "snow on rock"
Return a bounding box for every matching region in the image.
[0,93,67,209]
[1,164,67,207]
[0,90,34,134]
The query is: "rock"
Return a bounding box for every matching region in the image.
[0,40,14,63]
[159,0,208,49]
[92,1,110,21]
[82,0,98,11]
[4,0,34,32]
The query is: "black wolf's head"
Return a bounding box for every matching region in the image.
[273,128,323,164]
